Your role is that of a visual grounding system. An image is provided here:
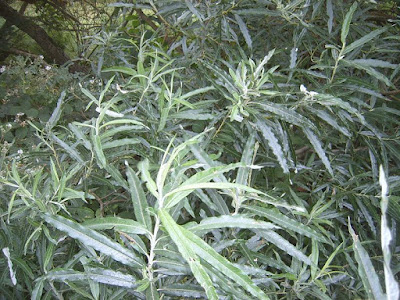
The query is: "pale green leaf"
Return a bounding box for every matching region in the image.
[82,216,150,235]
[343,27,387,54]
[245,205,329,243]
[341,2,357,45]
[349,219,385,299]
[234,14,252,49]
[159,209,218,300]
[126,165,152,231]
[256,119,289,173]
[187,214,279,233]
[255,102,317,130]
[303,128,333,176]
[165,182,265,209]
[42,213,143,267]
[255,229,312,265]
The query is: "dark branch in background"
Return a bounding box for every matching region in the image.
[0,1,29,61]
[0,0,87,73]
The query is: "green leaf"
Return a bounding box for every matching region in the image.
[187,214,279,233]
[46,91,65,131]
[159,209,269,299]
[348,220,384,300]
[234,14,252,50]
[164,162,244,209]
[244,205,329,243]
[102,66,137,76]
[256,119,289,173]
[159,209,218,300]
[126,164,152,231]
[138,159,159,198]
[236,133,256,186]
[42,213,143,267]
[255,102,316,130]
[50,133,84,164]
[341,2,357,45]
[82,216,150,235]
[41,268,138,288]
[255,229,312,266]
[91,133,107,169]
[343,27,387,54]
[379,166,400,300]
[303,128,333,176]
[164,182,265,209]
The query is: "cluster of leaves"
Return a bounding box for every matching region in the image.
[1,0,400,299]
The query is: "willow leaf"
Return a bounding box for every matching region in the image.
[165,182,265,209]
[303,128,333,176]
[341,2,357,45]
[159,209,218,300]
[165,162,244,209]
[256,119,289,173]
[245,205,328,243]
[343,27,387,54]
[255,102,316,130]
[255,230,312,265]
[235,14,252,49]
[181,220,270,299]
[348,220,384,300]
[126,165,152,231]
[82,217,149,235]
[42,214,143,267]
[187,214,279,233]
[236,133,256,185]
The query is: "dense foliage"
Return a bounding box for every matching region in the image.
[1,1,399,299]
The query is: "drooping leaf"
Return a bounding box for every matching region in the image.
[255,230,312,266]
[159,209,218,300]
[187,214,279,233]
[42,213,144,267]
[303,128,333,176]
[348,220,384,300]
[82,216,150,235]
[245,205,329,243]
[126,164,152,231]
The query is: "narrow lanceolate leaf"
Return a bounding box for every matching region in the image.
[178,219,270,299]
[343,27,387,55]
[256,119,289,173]
[236,133,256,185]
[2,248,17,285]
[159,209,218,300]
[244,206,328,243]
[164,182,265,209]
[255,102,316,130]
[82,217,150,235]
[42,213,143,267]
[126,165,152,231]
[255,230,312,266]
[234,14,252,50]
[165,162,244,209]
[348,220,384,300]
[379,166,400,300]
[303,128,333,176]
[343,60,393,87]
[91,133,106,169]
[41,268,138,288]
[307,107,351,137]
[46,91,65,131]
[326,0,333,34]
[341,2,357,45]
[187,215,279,233]
[50,134,84,164]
